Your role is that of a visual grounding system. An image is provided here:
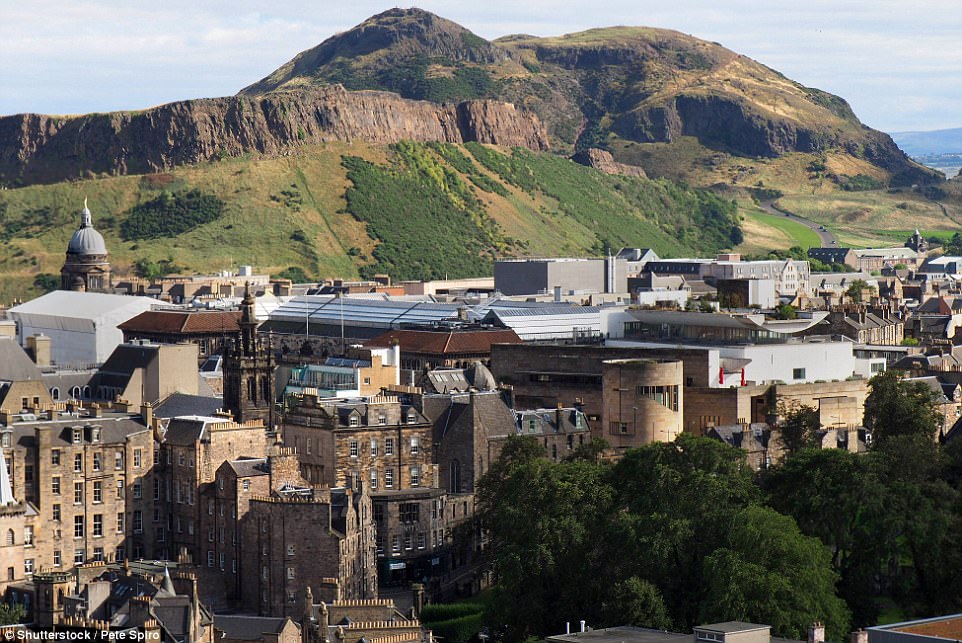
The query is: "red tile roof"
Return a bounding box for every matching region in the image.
[366,328,522,356]
[119,310,242,334]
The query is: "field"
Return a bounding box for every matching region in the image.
[738,208,821,253]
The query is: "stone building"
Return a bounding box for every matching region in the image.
[600,358,684,451]
[223,285,275,427]
[91,341,200,406]
[302,586,422,643]
[4,409,158,576]
[61,200,111,292]
[158,413,270,566]
[279,393,447,591]
[119,310,243,363]
[240,484,375,618]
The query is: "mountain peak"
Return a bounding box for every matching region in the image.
[240,7,508,97]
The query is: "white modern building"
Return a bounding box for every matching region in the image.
[8,291,157,367]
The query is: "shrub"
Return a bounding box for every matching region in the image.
[121,190,226,241]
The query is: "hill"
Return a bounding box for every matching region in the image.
[242,8,937,187]
[0,141,740,302]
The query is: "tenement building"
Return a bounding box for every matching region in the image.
[280,393,448,591]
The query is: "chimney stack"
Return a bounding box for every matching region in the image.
[850,631,868,643]
[809,623,825,643]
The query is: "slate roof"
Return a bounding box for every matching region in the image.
[214,615,293,640]
[0,339,44,382]
[119,310,242,334]
[153,393,223,419]
[227,458,269,478]
[163,416,231,446]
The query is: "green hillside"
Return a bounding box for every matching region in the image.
[0,142,739,302]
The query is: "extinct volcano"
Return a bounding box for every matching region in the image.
[242,7,937,186]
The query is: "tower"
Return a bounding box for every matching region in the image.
[906,228,927,254]
[223,283,275,426]
[61,199,111,291]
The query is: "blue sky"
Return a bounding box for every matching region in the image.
[2,1,960,133]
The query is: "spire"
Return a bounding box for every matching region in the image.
[0,449,14,505]
[159,565,176,596]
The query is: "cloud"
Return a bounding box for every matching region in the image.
[1,0,960,131]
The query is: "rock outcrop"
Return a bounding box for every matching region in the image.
[570,148,647,178]
[0,86,548,186]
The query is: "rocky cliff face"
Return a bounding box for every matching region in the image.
[0,86,548,186]
[570,148,647,177]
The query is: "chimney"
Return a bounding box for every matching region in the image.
[141,402,153,428]
[850,631,868,643]
[809,622,825,643]
[26,334,51,367]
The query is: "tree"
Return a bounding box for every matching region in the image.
[699,506,850,640]
[863,370,941,445]
[776,401,819,455]
[773,304,797,320]
[0,603,25,625]
[845,279,873,303]
[32,273,59,293]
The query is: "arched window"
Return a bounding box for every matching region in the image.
[50,387,60,401]
[5,529,13,546]
[82,386,91,399]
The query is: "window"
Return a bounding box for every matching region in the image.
[287,566,295,579]
[93,481,102,503]
[73,482,83,504]
[417,533,426,550]
[399,503,419,524]
[72,428,82,444]
[187,519,194,535]
[4,530,12,546]
[153,478,160,501]
[349,415,360,427]
[52,477,60,495]
[92,515,102,537]
[370,468,378,490]
[793,368,806,380]
[385,468,394,488]
[207,551,214,568]
[74,454,83,472]
[24,559,33,575]
[242,480,250,491]
[93,453,102,471]
[410,466,420,487]
[24,464,33,484]
[377,415,386,426]
[232,559,237,574]
[370,439,378,456]
[208,527,214,542]
[92,547,103,562]
[115,452,123,469]
[219,553,224,570]
[23,526,32,546]
[51,449,61,466]
[73,515,84,538]
[349,441,358,457]
[52,504,61,521]
[404,534,412,550]
[385,438,394,456]
[178,453,185,467]
[287,544,295,557]
[407,411,417,424]
[116,479,124,498]
[306,438,312,455]
[117,513,124,533]
[133,449,142,468]
[53,550,61,567]
[133,511,142,534]
[116,546,125,562]
[74,549,85,565]
[208,500,214,516]
[153,507,161,523]
[391,535,400,553]
[410,436,419,455]
[91,428,100,443]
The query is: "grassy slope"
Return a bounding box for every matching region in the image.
[0,142,739,302]
[739,209,820,252]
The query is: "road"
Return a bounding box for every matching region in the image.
[759,199,837,247]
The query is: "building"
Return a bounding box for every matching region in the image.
[301,587,423,643]
[279,394,447,591]
[223,285,275,426]
[240,484,375,617]
[494,257,627,296]
[2,408,158,580]
[808,247,858,269]
[365,326,523,374]
[61,200,111,292]
[279,346,400,399]
[867,614,962,643]
[8,291,157,368]
[91,341,200,406]
[118,309,243,362]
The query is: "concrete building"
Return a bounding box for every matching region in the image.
[91,341,199,406]
[8,291,157,368]
[601,359,684,450]
[494,257,627,296]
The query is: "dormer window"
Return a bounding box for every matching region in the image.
[72,428,82,444]
[0,433,10,449]
[349,415,360,427]
[406,411,417,425]
[91,428,101,443]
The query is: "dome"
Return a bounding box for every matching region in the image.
[66,203,108,256]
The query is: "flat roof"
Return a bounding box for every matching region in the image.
[548,626,688,643]
[696,623,771,634]
[874,615,962,639]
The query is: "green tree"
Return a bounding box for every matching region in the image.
[776,401,819,455]
[773,304,798,320]
[699,506,850,640]
[863,370,941,445]
[0,603,26,625]
[32,273,59,293]
[845,279,873,303]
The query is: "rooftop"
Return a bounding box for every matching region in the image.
[872,615,962,640]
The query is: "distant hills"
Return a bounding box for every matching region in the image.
[890,127,962,156]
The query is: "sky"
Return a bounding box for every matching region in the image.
[2,1,960,133]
